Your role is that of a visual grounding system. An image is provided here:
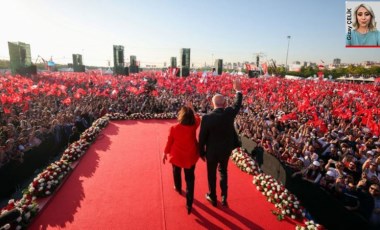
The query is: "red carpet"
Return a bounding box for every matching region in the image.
[29,120,298,230]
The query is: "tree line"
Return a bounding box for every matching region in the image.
[268,65,380,79]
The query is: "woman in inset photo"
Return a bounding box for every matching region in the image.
[346,3,380,46]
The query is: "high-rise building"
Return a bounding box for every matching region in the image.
[180,48,190,77]
[214,59,223,75]
[130,55,136,66]
[130,55,139,73]
[333,58,341,65]
[170,57,177,67]
[113,45,125,75]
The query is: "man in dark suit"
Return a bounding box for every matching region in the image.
[199,78,242,207]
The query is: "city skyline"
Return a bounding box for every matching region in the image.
[1,0,380,67]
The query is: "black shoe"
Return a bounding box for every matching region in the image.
[205,193,217,207]
[221,197,228,207]
[187,206,192,214]
[174,186,182,195]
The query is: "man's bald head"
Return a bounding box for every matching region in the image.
[212,94,226,108]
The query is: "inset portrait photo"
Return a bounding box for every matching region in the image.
[346,1,380,47]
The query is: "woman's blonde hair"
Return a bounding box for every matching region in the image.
[353,3,377,31]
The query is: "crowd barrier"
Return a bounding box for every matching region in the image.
[241,135,370,230]
[0,134,66,200]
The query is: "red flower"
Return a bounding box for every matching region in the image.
[4,202,15,210]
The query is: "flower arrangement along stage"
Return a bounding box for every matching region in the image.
[61,117,110,163]
[107,112,177,120]
[23,160,72,198]
[253,173,304,220]
[0,194,39,230]
[230,148,324,229]
[80,116,110,142]
[296,220,323,230]
[0,113,180,228]
[61,139,90,163]
[230,147,260,175]
[0,115,111,229]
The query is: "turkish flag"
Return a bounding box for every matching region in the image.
[62,97,71,105]
[3,107,11,114]
[280,112,298,122]
[127,87,138,95]
[110,89,118,99]
[1,94,7,104]
[74,93,81,99]
[22,102,29,112]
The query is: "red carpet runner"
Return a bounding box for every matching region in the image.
[29,120,297,230]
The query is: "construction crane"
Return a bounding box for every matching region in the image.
[34,55,55,71]
[34,55,47,70]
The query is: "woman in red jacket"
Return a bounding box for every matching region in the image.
[163,102,200,214]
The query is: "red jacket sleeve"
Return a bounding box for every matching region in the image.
[164,126,174,154]
[195,114,201,128]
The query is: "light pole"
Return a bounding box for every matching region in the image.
[285,35,291,72]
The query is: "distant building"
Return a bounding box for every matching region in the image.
[362,61,380,68]
[290,63,302,72]
[333,58,341,65]
[214,59,223,75]
[130,55,139,73]
[180,48,190,77]
[170,57,177,67]
[113,45,125,75]
[303,62,317,67]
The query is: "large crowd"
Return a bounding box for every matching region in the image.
[234,78,380,224]
[0,71,379,224]
[0,71,209,168]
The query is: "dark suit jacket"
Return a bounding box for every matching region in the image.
[199,92,242,162]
